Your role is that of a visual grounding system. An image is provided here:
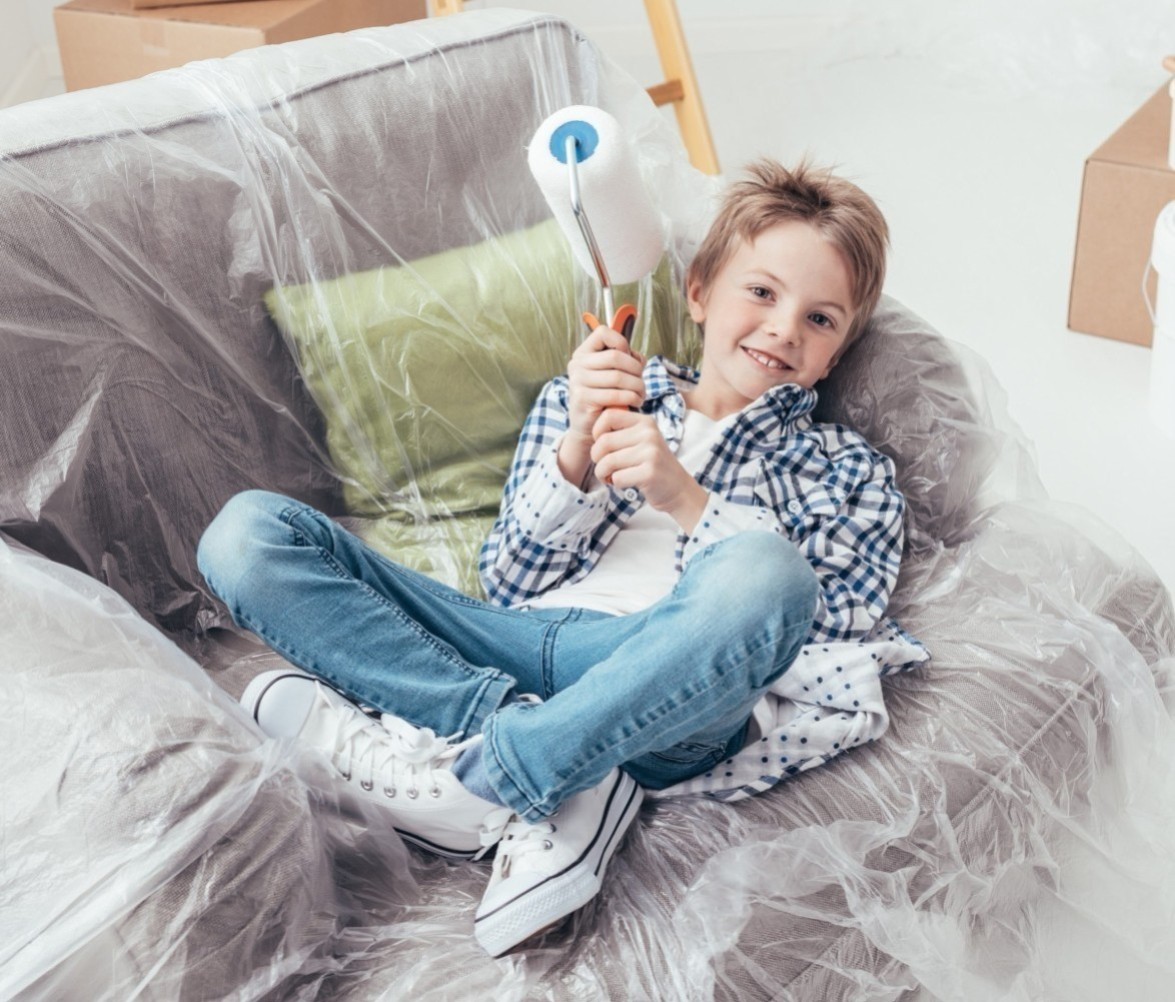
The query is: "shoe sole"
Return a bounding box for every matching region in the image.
[395,829,484,861]
[474,772,643,957]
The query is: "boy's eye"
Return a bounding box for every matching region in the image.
[809,312,835,329]
[750,285,772,299]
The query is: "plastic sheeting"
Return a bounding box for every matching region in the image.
[2,8,1175,1001]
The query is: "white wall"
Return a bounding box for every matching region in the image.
[21,0,57,48]
[470,0,1168,103]
[5,0,1171,110]
[0,3,36,99]
[1,0,59,105]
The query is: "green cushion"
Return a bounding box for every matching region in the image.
[265,219,695,596]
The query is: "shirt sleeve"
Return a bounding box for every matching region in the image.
[478,377,613,605]
[678,440,906,643]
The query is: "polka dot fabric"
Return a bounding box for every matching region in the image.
[649,620,929,801]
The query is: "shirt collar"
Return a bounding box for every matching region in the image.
[642,354,819,435]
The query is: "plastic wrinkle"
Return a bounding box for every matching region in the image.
[1,8,1174,1002]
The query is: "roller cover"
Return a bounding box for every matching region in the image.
[528,104,664,285]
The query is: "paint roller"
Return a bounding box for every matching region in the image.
[527,106,664,340]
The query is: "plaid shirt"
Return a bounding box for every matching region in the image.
[479,355,906,645]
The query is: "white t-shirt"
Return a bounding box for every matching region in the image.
[523,406,727,616]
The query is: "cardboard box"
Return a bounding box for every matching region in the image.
[1069,83,1175,347]
[86,0,245,10]
[54,0,429,92]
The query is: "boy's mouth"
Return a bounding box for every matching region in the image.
[742,346,791,372]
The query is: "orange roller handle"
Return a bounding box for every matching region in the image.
[581,303,637,342]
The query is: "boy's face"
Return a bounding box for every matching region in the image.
[686,220,855,418]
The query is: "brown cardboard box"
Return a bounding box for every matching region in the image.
[86,0,245,10]
[1069,82,1175,347]
[54,0,430,92]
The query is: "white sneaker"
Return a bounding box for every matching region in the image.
[240,669,512,859]
[473,767,643,957]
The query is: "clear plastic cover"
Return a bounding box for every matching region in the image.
[2,9,1174,1001]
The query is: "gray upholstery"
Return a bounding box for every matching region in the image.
[0,12,592,639]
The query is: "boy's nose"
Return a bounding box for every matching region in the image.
[766,312,802,344]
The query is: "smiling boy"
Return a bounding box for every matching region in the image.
[198,157,903,957]
[558,185,864,542]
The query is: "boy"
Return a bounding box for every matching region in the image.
[196,158,903,957]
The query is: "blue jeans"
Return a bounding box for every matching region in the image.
[197,490,818,821]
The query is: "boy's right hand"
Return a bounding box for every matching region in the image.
[565,325,647,445]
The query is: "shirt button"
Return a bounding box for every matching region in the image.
[623,488,639,502]
[788,500,803,514]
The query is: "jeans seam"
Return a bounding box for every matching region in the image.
[482,713,547,819]
[454,676,511,739]
[263,506,515,709]
[281,503,519,614]
[232,596,511,734]
[540,618,562,700]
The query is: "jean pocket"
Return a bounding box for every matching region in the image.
[646,738,728,768]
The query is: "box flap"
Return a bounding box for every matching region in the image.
[58,0,322,31]
[1091,82,1172,172]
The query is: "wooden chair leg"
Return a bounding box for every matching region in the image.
[643,0,719,175]
[431,0,719,174]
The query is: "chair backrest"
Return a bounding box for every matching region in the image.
[815,295,1044,555]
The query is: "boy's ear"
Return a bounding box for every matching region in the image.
[685,274,707,324]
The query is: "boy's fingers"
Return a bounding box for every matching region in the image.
[579,348,645,378]
[580,372,645,400]
[593,443,649,484]
[590,437,625,470]
[591,406,643,440]
[585,325,634,354]
[583,388,643,410]
[568,363,644,402]
[578,346,640,367]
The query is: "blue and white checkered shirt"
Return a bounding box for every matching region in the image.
[480,355,906,646]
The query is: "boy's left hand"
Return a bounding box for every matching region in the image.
[591,409,708,531]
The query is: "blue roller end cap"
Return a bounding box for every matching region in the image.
[549,120,599,164]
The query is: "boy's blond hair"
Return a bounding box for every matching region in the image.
[687,158,889,356]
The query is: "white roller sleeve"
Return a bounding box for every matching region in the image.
[527,105,664,285]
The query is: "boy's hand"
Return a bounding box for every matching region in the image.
[590,409,708,532]
[565,325,647,445]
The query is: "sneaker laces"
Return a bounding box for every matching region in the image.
[321,694,512,858]
[496,815,560,876]
[318,699,406,794]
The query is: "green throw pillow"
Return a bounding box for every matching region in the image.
[265,219,695,596]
